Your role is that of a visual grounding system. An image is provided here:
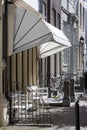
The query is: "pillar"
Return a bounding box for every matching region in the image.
[22,50,27,94]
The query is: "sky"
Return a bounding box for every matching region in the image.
[85,0,87,9]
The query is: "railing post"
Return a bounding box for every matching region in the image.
[75,100,80,130]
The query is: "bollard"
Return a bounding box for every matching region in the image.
[70,79,75,102]
[80,77,85,91]
[63,80,71,107]
[75,100,80,130]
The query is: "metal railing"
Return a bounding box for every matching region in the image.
[7,81,52,126]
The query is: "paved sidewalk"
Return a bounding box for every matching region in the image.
[3,93,87,130]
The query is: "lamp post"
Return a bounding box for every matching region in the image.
[75,36,84,130]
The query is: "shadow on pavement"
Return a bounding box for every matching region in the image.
[79,95,87,127]
[49,106,75,128]
[49,98,87,129]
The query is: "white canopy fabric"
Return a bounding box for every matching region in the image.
[39,20,71,58]
[13,1,71,58]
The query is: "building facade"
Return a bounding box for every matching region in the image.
[0,0,40,125]
[0,0,86,126]
[2,0,70,99]
[6,0,62,92]
[61,0,85,81]
[78,0,85,74]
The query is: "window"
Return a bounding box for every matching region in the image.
[42,2,46,20]
[57,13,61,29]
[80,3,82,26]
[76,1,78,16]
[52,8,56,26]
[79,44,84,69]
[83,7,85,29]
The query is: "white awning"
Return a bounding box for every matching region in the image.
[13,0,71,58]
[39,20,71,58]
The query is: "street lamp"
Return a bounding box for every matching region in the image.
[80,36,84,45]
[75,37,84,130]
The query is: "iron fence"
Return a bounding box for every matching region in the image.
[7,81,52,126]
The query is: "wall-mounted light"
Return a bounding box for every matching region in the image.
[80,36,84,45]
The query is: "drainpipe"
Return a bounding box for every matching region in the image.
[47,0,51,97]
[3,0,8,94]
[0,0,6,126]
[3,0,8,60]
[0,0,11,126]
[3,0,14,94]
[0,0,3,100]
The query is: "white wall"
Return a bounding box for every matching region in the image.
[61,0,68,10]
[23,0,39,11]
[61,0,78,14]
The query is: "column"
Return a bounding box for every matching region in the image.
[22,50,27,94]
[28,48,33,86]
[32,47,37,86]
